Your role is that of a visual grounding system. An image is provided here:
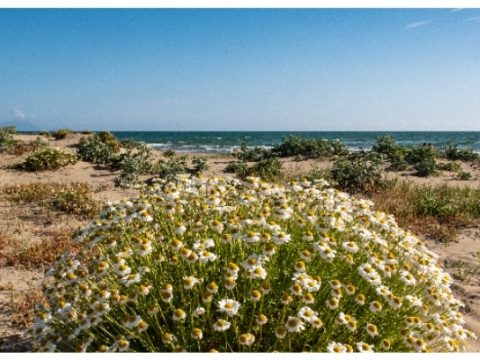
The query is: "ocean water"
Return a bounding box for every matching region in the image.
[110,131,480,154]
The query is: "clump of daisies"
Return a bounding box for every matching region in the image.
[31,175,476,352]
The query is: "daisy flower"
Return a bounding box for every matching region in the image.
[218,299,241,317]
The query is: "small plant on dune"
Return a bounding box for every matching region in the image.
[10,137,49,155]
[331,154,384,193]
[232,144,272,162]
[0,125,18,153]
[191,156,209,175]
[456,171,472,181]
[436,162,462,173]
[77,132,121,164]
[114,146,209,188]
[31,176,475,352]
[225,157,282,181]
[404,146,439,177]
[17,148,78,171]
[272,136,349,159]
[414,157,438,177]
[51,128,72,140]
[444,144,479,163]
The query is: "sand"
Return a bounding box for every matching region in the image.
[0,133,479,351]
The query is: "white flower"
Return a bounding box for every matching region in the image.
[357,342,375,352]
[218,298,241,317]
[297,306,318,323]
[183,276,200,289]
[285,316,305,333]
[342,241,359,253]
[327,341,347,353]
[213,319,231,332]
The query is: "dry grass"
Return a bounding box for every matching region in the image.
[3,282,46,329]
[368,179,480,242]
[0,182,100,219]
[0,228,79,270]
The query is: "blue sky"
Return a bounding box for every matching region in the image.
[0,8,479,131]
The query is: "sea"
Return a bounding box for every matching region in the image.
[107,131,480,154]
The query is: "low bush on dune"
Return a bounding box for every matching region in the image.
[444,144,479,163]
[77,132,121,164]
[272,135,349,159]
[113,146,209,188]
[17,148,78,171]
[331,154,384,193]
[31,176,475,352]
[0,125,18,153]
[225,157,282,181]
[51,128,72,140]
[232,144,272,162]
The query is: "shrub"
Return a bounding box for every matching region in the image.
[272,136,349,159]
[0,126,18,153]
[30,176,475,352]
[232,144,272,162]
[224,158,282,181]
[456,171,472,181]
[225,162,250,177]
[191,156,209,175]
[113,143,156,188]
[51,128,71,140]
[331,156,384,193]
[249,157,282,181]
[437,161,462,173]
[413,158,438,177]
[444,144,479,163]
[371,135,399,160]
[17,148,77,171]
[10,137,49,155]
[77,133,120,164]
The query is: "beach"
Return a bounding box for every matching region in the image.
[1,132,479,351]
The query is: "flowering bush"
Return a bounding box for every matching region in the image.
[31,176,476,352]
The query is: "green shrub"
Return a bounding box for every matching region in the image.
[331,156,383,193]
[304,166,332,183]
[232,144,272,162]
[437,161,462,172]
[0,126,18,153]
[17,148,77,171]
[371,135,399,160]
[77,133,120,164]
[51,128,71,140]
[272,136,349,159]
[97,131,121,153]
[30,177,475,352]
[225,157,282,181]
[414,158,438,177]
[456,171,472,181]
[191,156,209,175]
[444,144,479,163]
[225,162,250,177]
[249,157,282,181]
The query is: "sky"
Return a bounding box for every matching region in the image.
[0,8,480,131]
